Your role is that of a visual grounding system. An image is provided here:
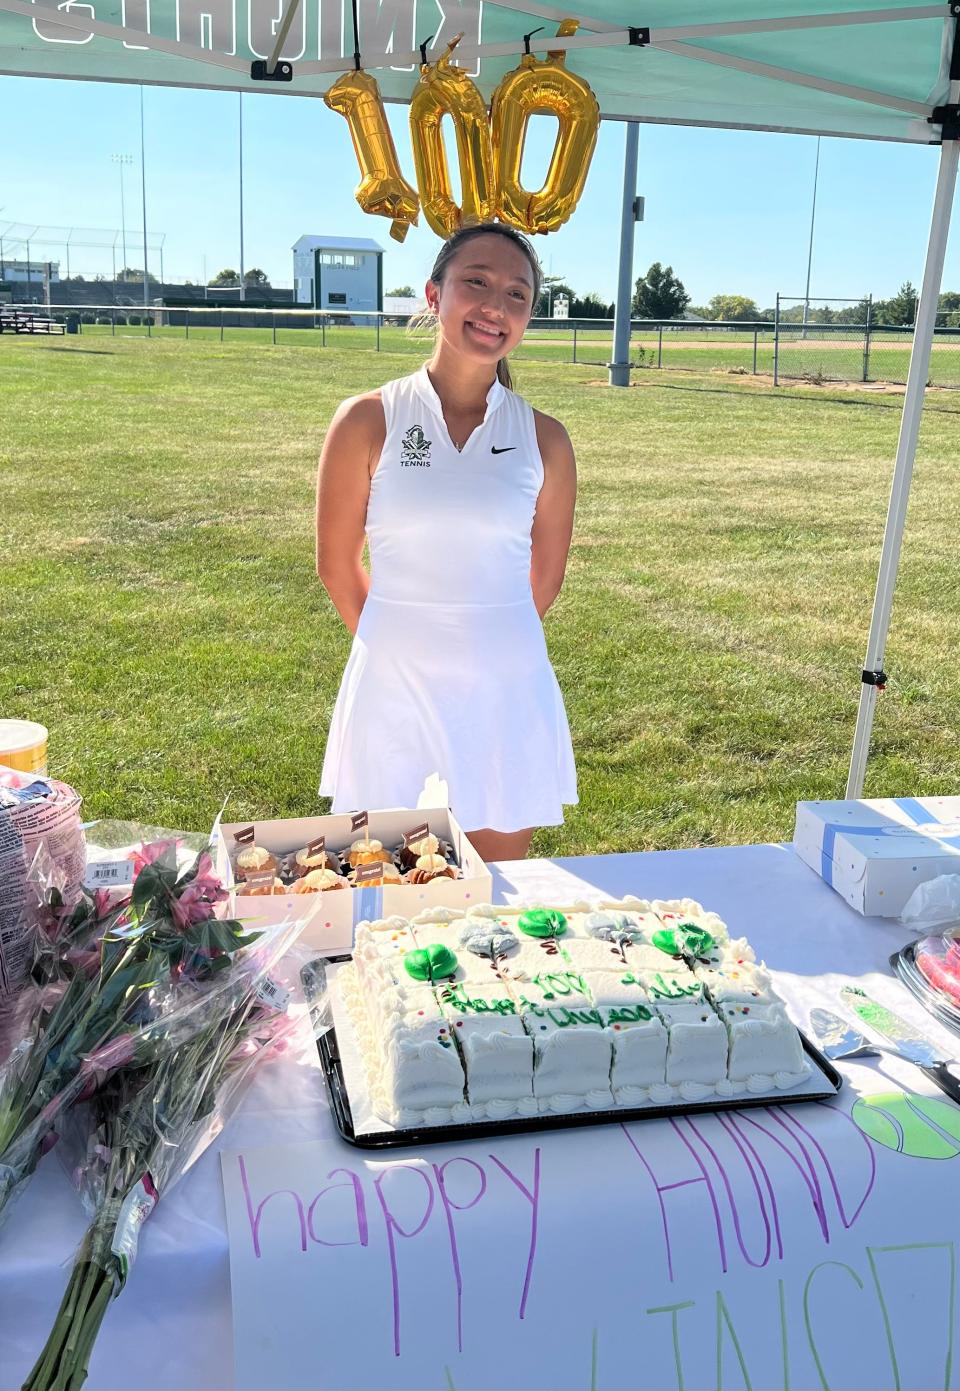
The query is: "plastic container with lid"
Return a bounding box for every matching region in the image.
[0,720,48,775]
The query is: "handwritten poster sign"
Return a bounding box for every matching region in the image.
[221,1093,959,1391]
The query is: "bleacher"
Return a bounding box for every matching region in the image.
[0,308,65,335]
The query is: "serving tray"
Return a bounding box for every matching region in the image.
[890,942,960,1037]
[303,957,843,1150]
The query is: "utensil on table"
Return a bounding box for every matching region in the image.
[808,1008,882,1061]
[836,987,960,1105]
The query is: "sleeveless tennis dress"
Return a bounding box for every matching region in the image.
[319,365,578,832]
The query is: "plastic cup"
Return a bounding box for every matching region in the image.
[0,720,49,775]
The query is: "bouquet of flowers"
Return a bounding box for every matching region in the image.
[0,837,299,1226]
[23,978,298,1391]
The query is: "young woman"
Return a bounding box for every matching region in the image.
[316,222,577,862]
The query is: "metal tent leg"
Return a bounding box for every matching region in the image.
[845,133,959,797]
[608,122,639,388]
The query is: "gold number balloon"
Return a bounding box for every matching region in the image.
[409,34,497,239]
[491,21,600,235]
[324,69,420,243]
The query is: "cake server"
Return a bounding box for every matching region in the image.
[808,1008,881,1061]
[838,987,960,1105]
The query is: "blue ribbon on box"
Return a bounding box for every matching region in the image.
[353,885,384,929]
[820,796,960,886]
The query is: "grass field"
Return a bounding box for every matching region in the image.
[67,316,960,386]
[3,334,960,857]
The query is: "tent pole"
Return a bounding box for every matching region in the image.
[845,129,959,798]
[608,121,639,388]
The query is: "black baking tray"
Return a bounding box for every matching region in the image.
[303,958,844,1150]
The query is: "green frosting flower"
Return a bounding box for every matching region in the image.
[652,922,714,959]
[518,909,568,939]
[404,943,458,983]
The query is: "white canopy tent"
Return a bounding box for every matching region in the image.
[1,0,957,795]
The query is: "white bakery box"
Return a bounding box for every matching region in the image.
[215,806,492,955]
[793,795,960,917]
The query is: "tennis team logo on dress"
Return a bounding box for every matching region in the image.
[401,424,432,467]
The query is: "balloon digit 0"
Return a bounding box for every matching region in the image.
[409,34,497,239]
[491,22,600,235]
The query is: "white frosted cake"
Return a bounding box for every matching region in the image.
[340,896,811,1126]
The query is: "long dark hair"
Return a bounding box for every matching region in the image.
[411,223,543,392]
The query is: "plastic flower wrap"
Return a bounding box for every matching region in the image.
[0,767,86,1009]
[0,837,305,1227]
[23,962,299,1391]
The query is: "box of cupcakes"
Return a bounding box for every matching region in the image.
[215,806,492,955]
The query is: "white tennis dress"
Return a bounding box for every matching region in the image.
[320,364,578,832]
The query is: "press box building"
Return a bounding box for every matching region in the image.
[292,235,384,313]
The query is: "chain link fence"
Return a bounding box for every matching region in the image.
[11,302,960,390]
[773,296,960,387]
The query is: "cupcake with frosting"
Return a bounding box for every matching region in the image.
[234,845,279,880]
[291,867,348,894]
[405,853,457,885]
[397,832,441,871]
[349,861,402,887]
[292,845,342,878]
[347,837,394,868]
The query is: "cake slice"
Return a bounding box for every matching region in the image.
[378,991,467,1113]
[651,898,730,965]
[410,916,502,986]
[716,1000,808,1085]
[511,969,614,1108]
[353,916,420,994]
[693,958,774,1007]
[635,966,708,1009]
[654,1000,729,1089]
[581,971,668,1097]
[434,979,534,1106]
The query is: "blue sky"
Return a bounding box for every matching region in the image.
[2,72,958,308]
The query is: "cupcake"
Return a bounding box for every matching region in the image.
[397,832,442,871]
[349,861,402,887]
[291,867,348,894]
[405,853,457,885]
[235,845,279,879]
[237,876,287,896]
[347,837,394,868]
[292,846,342,877]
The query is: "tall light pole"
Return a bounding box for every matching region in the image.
[802,136,821,338]
[111,153,132,282]
[238,92,246,303]
[139,87,150,309]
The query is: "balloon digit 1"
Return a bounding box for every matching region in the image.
[323,68,420,243]
[491,20,600,235]
[409,33,497,239]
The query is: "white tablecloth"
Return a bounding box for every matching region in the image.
[1,844,957,1391]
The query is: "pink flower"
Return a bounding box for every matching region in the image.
[130,838,179,875]
[193,851,214,882]
[93,887,129,919]
[170,873,228,931]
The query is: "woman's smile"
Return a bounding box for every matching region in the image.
[464,317,507,345]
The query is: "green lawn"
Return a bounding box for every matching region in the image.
[67,316,960,385]
[2,334,959,856]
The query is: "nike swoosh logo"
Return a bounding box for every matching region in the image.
[491,446,516,454]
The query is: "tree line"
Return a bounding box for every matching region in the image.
[543,262,960,327]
